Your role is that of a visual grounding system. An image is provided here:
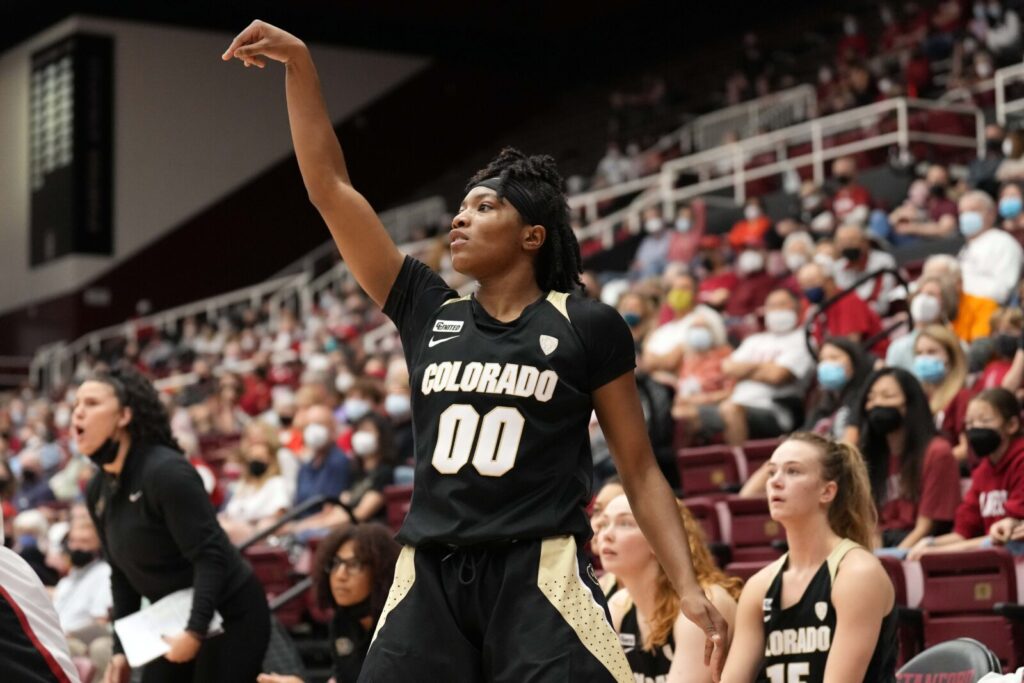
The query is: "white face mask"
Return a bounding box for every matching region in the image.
[351,430,379,457]
[303,423,331,452]
[744,205,762,221]
[344,398,371,423]
[675,218,692,232]
[685,326,714,352]
[737,250,765,275]
[765,309,798,334]
[784,252,809,273]
[54,406,71,430]
[384,393,411,419]
[910,293,942,323]
[644,218,664,234]
[335,373,355,393]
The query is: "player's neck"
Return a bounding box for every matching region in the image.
[783,518,840,571]
[618,563,662,620]
[475,267,544,322]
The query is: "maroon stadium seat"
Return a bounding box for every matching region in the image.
[738,438,782,481]
[383,484,414,533]
[725,559,771,583]
[919,549,1024,670]
[680,496,722,544]
[877,554,923,666]
[245,545,305,627]
[724,495,785,563]
[676,445,741,498]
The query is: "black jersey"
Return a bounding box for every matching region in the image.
[618,603,674,683]
[758,539,897,683]
[383,256,635,546]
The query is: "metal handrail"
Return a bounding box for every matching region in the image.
[237,495,354,553]
[995,61,1024,125]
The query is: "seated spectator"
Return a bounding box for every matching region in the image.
[955,190,1024,341]
[322,413,396,528]
[339,378,383,429]
[652,264,697,326]
[913,325,971,461]
[690,289,813,446]
[630,208,674,279]
[833,223,897,315]
[617,290,658,354]
[13,509,57,586]
[600,495,739,683]
[797,261,888,354]
[383,359,414,470]
[665,308,734,442]
[594,141,638,187]
[667,203,701,265]
[909,388,1024,560]
[725,247,777,319]
[879,176,958,246]
[780,230,815,280]
[973,307,1023,391]
[829,156,872,227]
[858,368,961,550]
[727,197,772,251]
[977,2,1022,65]
[696,237,738,311]
[886,275,960,371]
[998,181,1024,249]
[219,439,291,545]
[968,123,1007,196]
[259,524,400,683]
[291,405,351,534]
[53,504,113,675]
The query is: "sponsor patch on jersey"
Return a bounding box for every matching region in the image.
[763,597,773,622]
[432,319,464,334]
[618,632,635,653]
[539,334,558,355]
[814,601,828,621]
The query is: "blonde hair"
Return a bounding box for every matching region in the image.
[239,421,282,482]
[643,502,743,651]
[785,432,876,550]
[914,324,967,415]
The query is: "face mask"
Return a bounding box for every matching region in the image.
[929,184,947,199]
[351,431,379,457]
[817,361,849,391]
[784,252,808,273]
[666,289,692,313]
[1000,196,1023,219]
[988,138,1006,154]
[959,211,985,238]
[737,251,765,275]
[675,218,691,232]
[278,413,294,428]
[343,398,371,423]
[69,549,96,568]
[700,256,716,272]
[335,373,355,394]
[385,393,412,419]
[303,423,331,451]
[912,354,948,384]
[247,460,269,478]
[977,62,994,78]
[1004,138,1015,157]
[910,293,942,323]
[765,309,797,334]
[88,438,121,467]
[17,535,37,550]
[54,407,71,430]
[836,174,853,186]
[685,326,714,352]
[840,247,862,262]
[744,205,762,221]
[644,218,663,234]
[622,312,642,328]
[867,406,904,434]
[878,78,893,95]
[967,427,1003,457]
[803,287,826,305]
[843,19,857,35]
[996,333,1019,359]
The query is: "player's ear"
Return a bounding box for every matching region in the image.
[522,224,546,253]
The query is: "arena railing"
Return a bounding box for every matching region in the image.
[685,84,818,153]
[995,62,1024,126]
[570,97,984,248]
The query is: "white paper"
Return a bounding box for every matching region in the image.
[113,588,223,668]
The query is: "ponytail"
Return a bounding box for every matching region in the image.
[786,432,877,549]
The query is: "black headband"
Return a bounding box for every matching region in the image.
[476,177,545,226]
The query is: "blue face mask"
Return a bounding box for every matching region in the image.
[959,211,985,237]
[622,312,642,328]
[817,361,849,391]
[803,287,826,305]
[913,354,948,384]
[1000,196,1023,219]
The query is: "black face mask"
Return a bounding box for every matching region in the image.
[836,174,852,186]
[21,470,38,485]
[88,438,121,467]
[929,184,947,199]
[996,333,1019,359]
[988,138,1005,153]
[701,256,716,272]
[279,414,294,428]
[867,406,904,434]
[248,461,269,478]
[967,428,1003,457]
[69,549,97,568]
[841,247,862,262]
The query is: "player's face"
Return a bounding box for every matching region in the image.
[597,495,655,577]
[329,540,372,607]
[765,440,833,522]
[71,381,127,457]
[451,187,539,279]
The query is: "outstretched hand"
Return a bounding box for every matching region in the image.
[679,588,730,682]
[222,20,305,68]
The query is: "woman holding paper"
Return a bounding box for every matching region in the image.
[78,366,270,682]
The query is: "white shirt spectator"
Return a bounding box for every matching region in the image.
[644,305,723,356]
[834,249,897,314]
[960,228,1023,303]
[728,327,813,431]
[52,559,112,633]
[224,475,291,524]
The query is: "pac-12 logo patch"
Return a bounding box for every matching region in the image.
[539,334,558,355]
[762,598,773,622]
[814,601,828,621]
[433,319,464,334]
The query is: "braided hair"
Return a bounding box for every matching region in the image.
[465,147,583,292]
[88,365,181,452]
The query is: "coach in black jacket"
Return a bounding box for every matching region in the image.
[79,367,269,683]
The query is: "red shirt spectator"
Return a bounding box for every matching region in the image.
[809,292,889,354]
[829,156,872,224]
[728,215,771,251]
[879,436,961,533]
[725,271,777,318]
[953,436,1024,538]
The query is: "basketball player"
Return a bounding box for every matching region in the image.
[223,20,728,683]
[721,433,897,682]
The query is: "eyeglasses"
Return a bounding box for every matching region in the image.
[327,556,364,575]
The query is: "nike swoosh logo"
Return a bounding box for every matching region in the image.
[129,491,143,502]
[428,335,459,348]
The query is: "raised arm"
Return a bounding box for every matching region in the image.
[223,21,404,307]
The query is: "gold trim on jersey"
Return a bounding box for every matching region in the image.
[371,546,416,644]
[537,536,634,683]
[545,291,570,320]
[441,294,471,307]
[826,538,860,582]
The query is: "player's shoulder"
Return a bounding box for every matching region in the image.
[562,291,628,331]
[833,546,888,585]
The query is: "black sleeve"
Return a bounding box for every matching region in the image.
[566,296,637,392]
[150,456,231,635]
[371,465,394,493]
[382,256,458,357]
